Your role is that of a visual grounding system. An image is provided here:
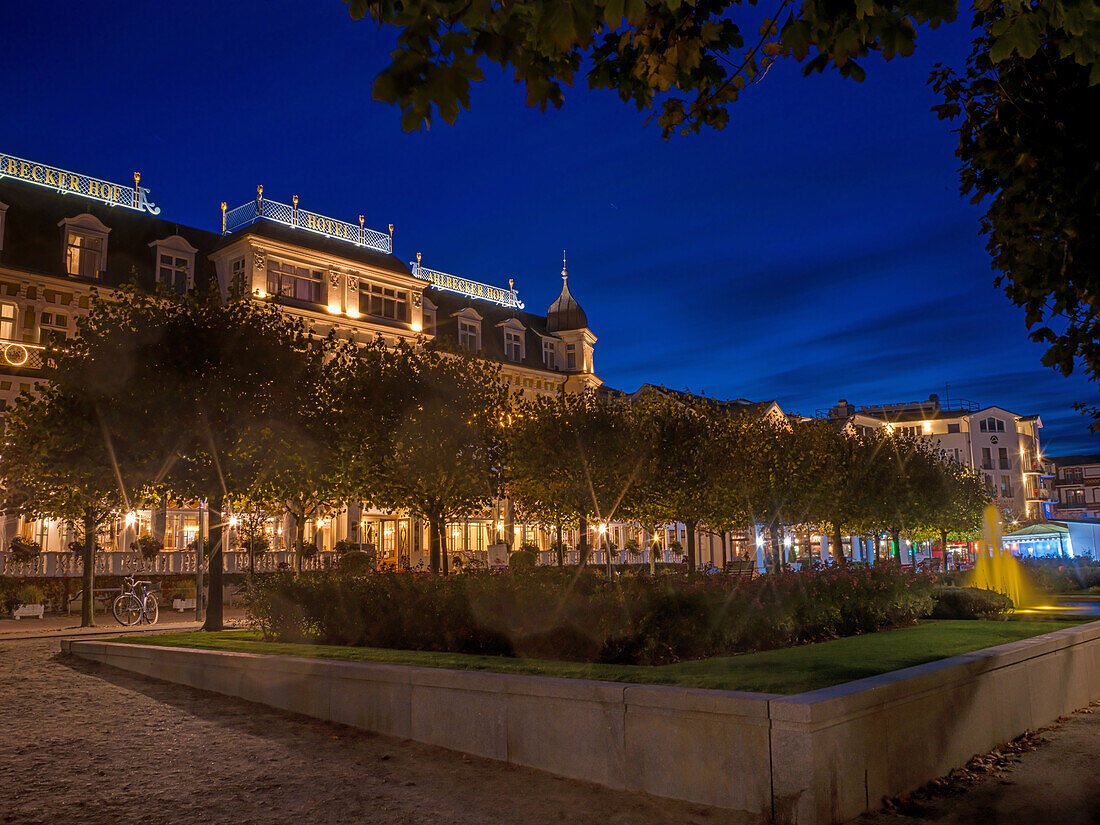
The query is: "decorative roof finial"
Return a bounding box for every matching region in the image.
[561,249,568,281]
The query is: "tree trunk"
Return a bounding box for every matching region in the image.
[833,521,846,567]
[940,528,950,572]
[649,529,657,575]
[769,522,782,573]
[578,516,589,567]
[890,527,901,562]
[720,531,728,569]
[605,527,613,578]
[293,510,306,575]
[555,524,564,566]
[685,519,698,572]
[203,493,225,632]
[80,508,96,628]
[428,512,444,574]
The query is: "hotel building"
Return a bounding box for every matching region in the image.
[0,152,611,573]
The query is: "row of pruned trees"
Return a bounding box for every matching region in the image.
[505,392,992,572]
[0,287,505,628]
[0,286,991,630]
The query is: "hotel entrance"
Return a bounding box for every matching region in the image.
[362,517,411,570]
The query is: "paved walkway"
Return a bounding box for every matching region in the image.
[0,608,248,640]
[1,637,730,825]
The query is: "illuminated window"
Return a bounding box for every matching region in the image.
[504,330,523,362]
[59,214,109,279]
[65,231,103,278]
[0,302,15,340]
[542,339,556,369]
[361,282,409,322]
[159,254,189,294]
[267,259,322,303]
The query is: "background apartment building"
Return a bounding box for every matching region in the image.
[827,394,1046,519]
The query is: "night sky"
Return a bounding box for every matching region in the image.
[5,1,1098,455]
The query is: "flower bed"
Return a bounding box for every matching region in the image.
[244,566,936,665]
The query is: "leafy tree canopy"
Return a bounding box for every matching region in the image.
[345,0,1098,136]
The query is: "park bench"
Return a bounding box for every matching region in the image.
[724,560,758,580]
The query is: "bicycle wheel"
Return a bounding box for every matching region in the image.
[113,593,141,626]
[142,593,159,625]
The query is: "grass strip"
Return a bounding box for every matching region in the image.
[108,618,1083,694]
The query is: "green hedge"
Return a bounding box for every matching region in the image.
[244,565,936,665]
[930,586,1013,619]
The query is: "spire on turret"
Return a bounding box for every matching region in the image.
[547,253,588,332]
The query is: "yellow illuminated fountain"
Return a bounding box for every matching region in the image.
[968,504,1033,609]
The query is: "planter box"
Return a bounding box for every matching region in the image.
[172,598,197,612]
[12,603,45,619]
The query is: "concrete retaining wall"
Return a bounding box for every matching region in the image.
[65,619,1100,825]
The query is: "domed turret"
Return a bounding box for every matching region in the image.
[546,254,588,333]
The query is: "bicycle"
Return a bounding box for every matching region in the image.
[112,576,159,626]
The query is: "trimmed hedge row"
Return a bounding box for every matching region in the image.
[244,565,936,665]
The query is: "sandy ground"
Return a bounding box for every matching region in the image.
[1,637,731,825]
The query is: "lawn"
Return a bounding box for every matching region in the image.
[114,618,1084,694]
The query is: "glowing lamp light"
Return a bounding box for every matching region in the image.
[347,309,360,318]
[124,512,136,527]
[783,536,792,547]
[598,524,607,534]
[411,321,422,332]
[327,304,341,314]
[755,536,764,548]
[922,421,932,434]
[254,288,267,299]
[229,516,239,528]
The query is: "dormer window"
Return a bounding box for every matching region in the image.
[59,214,110,279]
[151,235,198,294]
[459,320,479,351]
[66,233,102,278]
[505,330,523,362]
[542,339,556,369]
[158,254,189,293]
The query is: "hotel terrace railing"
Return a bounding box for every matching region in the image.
[0,339,47,371]
[222,189,393,255]
[0,549,338,578]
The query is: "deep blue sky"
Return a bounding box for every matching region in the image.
[5,1,1097,455]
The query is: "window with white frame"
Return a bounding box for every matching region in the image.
[504,329,523,362]
[979,416,1006,433]
[59,214,109,279]
[158,253,190,293]
[459,320,479,351]
[542,339,556,369]
[65,231,103,278]
[566,342,576,370]
[361,281,409,322]
[267,259,323,303]
[39,310,68,345]
[230,257,248,295]
[0,302,15,340]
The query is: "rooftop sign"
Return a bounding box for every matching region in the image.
[222,187,393,255]
[412,258,524,309]
[0,151,160,214]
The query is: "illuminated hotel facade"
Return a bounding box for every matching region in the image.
[0,151,679,574]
